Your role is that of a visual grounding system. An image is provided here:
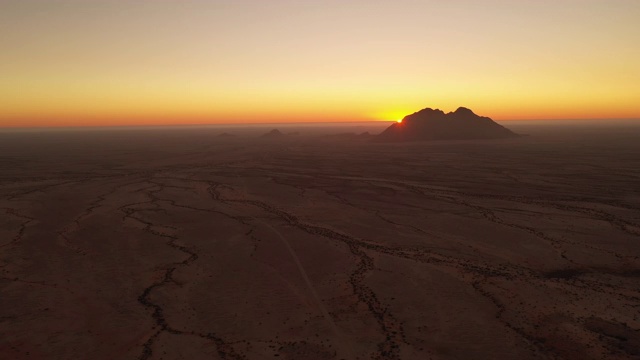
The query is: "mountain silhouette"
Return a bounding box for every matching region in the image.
[376,107,518,141]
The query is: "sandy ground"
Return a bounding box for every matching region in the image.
[1,125,639,360]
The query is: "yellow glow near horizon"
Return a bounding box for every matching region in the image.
[1,1,640,127]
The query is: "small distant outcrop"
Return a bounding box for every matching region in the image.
[376,107,519,142]
[260,129,301,138]
[261,129,284,138]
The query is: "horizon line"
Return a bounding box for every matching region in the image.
[2,117,640,131]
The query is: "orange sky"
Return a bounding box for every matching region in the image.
[2,1,639,127]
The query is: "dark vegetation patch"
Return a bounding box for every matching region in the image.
[543,268,587,279]
[585,317,640,356]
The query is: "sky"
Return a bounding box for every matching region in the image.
[1,0,639,127]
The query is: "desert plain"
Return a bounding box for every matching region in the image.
[1,122,639,360]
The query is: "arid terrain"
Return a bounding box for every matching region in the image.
[1,122,639,360]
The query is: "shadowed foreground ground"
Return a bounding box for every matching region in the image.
[1,126,639,359]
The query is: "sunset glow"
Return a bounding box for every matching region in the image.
[2,1,640,127]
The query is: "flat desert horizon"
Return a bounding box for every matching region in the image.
[1,120,639,359]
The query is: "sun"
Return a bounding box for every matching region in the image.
[396,119,403,123]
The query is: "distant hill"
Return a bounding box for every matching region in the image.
[260,129,302,138]
[376,107,518,141]
[260,129,284,138]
